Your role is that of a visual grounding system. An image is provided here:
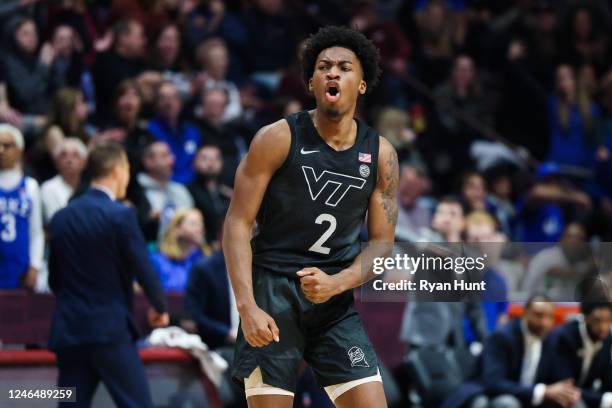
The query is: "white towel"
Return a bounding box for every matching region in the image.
[147,326,228,386]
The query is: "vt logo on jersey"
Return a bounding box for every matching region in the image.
[302,166,365,207]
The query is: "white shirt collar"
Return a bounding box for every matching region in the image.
[521,320,541,345]
[91,185,116,201]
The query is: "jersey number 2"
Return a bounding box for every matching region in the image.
[308,213,337,255]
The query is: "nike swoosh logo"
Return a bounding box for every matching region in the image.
[300,148,320,155]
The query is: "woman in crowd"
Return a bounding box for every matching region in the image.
[31,87,90,181]
[547,64,601,170]
[149,208,212,292]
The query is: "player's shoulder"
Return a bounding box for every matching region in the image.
[376,136,397,164]
[251,117,291,148]
[246,117,292,169]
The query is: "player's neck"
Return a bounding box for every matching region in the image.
[312,109,356,150]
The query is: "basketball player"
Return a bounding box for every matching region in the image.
[223,26,398,408]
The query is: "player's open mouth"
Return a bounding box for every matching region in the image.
[325,83,340,103]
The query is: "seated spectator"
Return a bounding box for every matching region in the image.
[195,37,243,123]
[32,87,90,181]
[547,64,600,170]
[137,140,194,237]
[185,244,237,350]
[395,161,435,242]
[464,210,509,338]
[150,208,210,292]
[522,222,596,302]
[0,124,43,289]
[400,197,488,350]
[48,24,86,89]
[40,138,87,224]
[148,81,201,183]
[485,167,516,237]
[188,145,231,245]
[105,79,156,172]
[1,17,61,133]
[544,301,612,408]
[516,162,592,243]
[195,86,245,185]
[92,20,148,121]
[149,23,192,100]
[477,296,582,408]
[433,56,490,180]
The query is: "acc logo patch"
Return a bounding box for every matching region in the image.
[359,164,370,178]
[348,346,369,367]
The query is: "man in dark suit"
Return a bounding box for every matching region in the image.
[185,248,237,350]
[480,296,581,408]
[545,302,612,408]
[48,142,169,408]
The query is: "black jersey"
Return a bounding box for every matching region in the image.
[251,110,380,276]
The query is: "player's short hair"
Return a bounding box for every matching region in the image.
[87,141,126,180]
[300,26,381,92]
[0,124,25,150]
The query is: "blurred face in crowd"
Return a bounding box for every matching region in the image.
[177,210,205,247]
[194,146,223,179]
[585,307,612,342]
[556,65,576,99]
[204,43,229,80]
[573,9,592,40]
[74,91,89,122]
[156,25,180,68]
[143,141,175,181]
[0,132,22,170]
[560,222,588,260]
[463,173,486,210]
[55,141,87,179]
[16,20,38,55]
[284,99,302,116]
[257,0,283,15]
[52,25,75,57]
[490,175,512,201]
[452,56,475,91]
[117,85,142,125]
[202,89,228,126]
[118,22,146,58]
[423,2,445,33]
[432,202,465,239]
[156,82,182,124]
[398,166,425,209]
[524,301,555,338]
[310,47,366,120]
[466,218,496,243]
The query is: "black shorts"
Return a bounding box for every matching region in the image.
[232,266,379,392]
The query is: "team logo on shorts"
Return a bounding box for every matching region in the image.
[359,164,370,178]
[348,346,369,368]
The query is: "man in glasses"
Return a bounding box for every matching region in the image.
[0,124,43,289]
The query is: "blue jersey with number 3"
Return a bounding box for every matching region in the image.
[0,177,31,288]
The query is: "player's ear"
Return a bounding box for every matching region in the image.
[308,78,313,93]
[359,80,367,95]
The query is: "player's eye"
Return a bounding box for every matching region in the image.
[342,66,351,71]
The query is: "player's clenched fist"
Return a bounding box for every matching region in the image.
[239,304,280,347]
[297,267,342,304]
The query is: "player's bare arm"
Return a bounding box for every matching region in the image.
[298,137,399,303]
[223,120,290,347]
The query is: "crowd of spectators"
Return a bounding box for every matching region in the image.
[2,0,612,406]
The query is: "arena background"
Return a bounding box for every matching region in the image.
[1,0,612,407]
